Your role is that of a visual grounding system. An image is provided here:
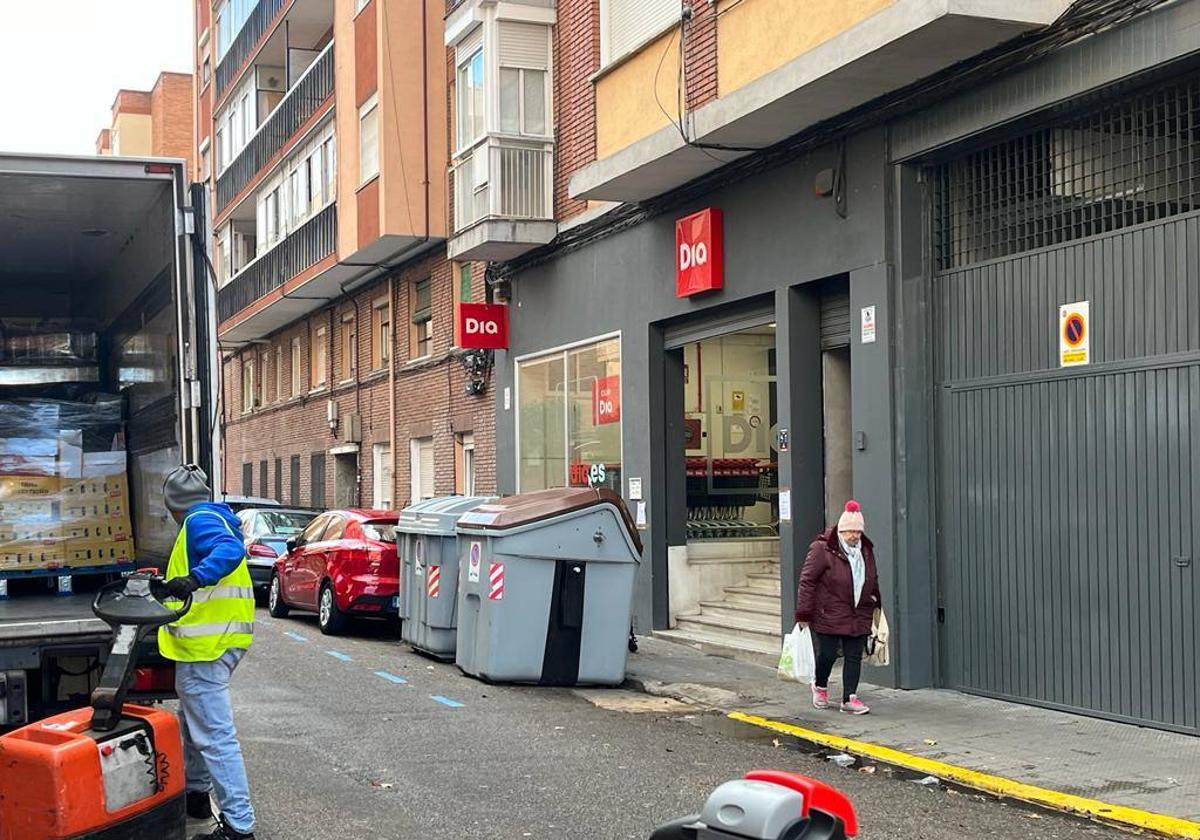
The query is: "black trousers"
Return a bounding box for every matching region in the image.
[813,632,868,702]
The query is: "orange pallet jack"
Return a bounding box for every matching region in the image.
[0,574,191,840]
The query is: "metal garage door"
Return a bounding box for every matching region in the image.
[930,76,1200,733]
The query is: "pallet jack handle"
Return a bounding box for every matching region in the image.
[89,575,192,733]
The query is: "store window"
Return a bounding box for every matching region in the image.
[517,336,621,492]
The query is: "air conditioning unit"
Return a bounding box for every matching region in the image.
[339,413,362,444]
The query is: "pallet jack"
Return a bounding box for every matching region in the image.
[651,771,858,840]
[0,574,191,840]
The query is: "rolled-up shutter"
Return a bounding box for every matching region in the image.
[819,279,850,349]
[604,0,680,65]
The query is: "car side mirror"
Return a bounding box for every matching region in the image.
[286,537,299,553]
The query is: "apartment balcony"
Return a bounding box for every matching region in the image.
[215,0,287,100]
[448,135,556,262]
[571,0,1073,202]
[215,42,334,216]
[217,203,338,342]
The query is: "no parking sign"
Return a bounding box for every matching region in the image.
[1060,301,1090,367]
[468,542,482,583]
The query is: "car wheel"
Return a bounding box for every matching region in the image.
[267,573,290,618]
[318,583,348,636]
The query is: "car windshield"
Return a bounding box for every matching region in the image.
[361,521,397,543]
[258,511,317,535]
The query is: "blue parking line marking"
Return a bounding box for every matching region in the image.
[325,650,353,662]
[374,671,408,685]
[430,695,464,708]
[285,631,309,642]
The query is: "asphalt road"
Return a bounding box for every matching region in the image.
[210,608,1127,840]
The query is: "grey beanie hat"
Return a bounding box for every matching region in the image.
[164,464,211,514]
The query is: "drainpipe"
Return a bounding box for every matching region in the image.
[388,274,397,508]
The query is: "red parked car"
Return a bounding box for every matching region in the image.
[267,508,400,635]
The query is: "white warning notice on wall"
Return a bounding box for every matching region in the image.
[861,306,877,344]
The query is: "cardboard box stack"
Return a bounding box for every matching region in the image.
[0,399,134,573]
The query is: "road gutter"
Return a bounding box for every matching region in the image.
[729,711,1200,839]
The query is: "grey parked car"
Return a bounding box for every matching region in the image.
[236,507,321,600]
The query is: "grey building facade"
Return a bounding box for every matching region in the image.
[491,0,1200,734]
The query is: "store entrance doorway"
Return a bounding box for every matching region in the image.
[664,323,782,662]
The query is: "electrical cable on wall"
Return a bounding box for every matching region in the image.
[500,0,1172,281]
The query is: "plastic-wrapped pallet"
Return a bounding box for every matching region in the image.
[0,398,134,573]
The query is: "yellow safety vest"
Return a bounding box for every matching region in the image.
[158,511,255,662]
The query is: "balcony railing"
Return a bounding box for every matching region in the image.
[451,136,554,233]
[215,0,285,99]
[217,203,337,325]
[216,43,334,215]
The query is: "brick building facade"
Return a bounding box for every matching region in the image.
[198,0,494,511]
[220,253,495,509]
[96,71,194,172]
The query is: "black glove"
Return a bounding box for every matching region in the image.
[164,575,201,600]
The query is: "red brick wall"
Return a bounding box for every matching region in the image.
[553,0,600,222]
[684,2,719,111]
[390,255,495,503]
[355,0,378,107]
[357,177,381,249]
[151,73,196,172]
[113,90,152,118]
[546,0,720,221]
[220,253,496,510]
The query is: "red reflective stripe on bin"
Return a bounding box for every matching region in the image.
[489,563,504,601]
[427,565,440,598]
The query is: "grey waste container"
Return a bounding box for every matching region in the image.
[455,487,642,686]
[396,495,495,659]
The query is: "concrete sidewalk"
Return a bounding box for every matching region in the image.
[626,636,1200,831]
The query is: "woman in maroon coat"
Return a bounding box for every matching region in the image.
[795,500,881,714]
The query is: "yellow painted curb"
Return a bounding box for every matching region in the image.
[729,711,1200,839]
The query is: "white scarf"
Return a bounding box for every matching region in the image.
[840,536,866,607]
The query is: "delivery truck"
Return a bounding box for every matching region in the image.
[0,152,218,729]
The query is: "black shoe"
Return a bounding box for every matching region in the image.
[186,791,214,820]
[190,815,255,840]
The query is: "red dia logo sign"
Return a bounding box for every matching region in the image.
[676,208,724,298]
[592,374,621,426]
[457,303,510,350]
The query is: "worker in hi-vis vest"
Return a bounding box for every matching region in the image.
[160,464,257,840]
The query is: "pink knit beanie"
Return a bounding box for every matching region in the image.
[837,500,865,533]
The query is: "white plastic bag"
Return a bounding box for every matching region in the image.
[777,623,816,683]
[866,609,890,667]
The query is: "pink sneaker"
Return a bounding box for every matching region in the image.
[812,685,830,710]
[841,695,870,715]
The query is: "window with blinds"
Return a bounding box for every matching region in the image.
[603,0,680,66]
[498,22,550,137]
[410,278,433,359]
[411,437,435,502]
[311,453,326,508]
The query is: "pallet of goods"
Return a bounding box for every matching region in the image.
[0,398,135,591]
